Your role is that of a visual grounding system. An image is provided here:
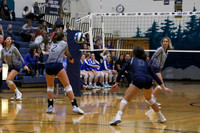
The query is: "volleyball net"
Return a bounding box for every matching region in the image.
[75,11,200,80]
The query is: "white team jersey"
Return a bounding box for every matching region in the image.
[46,40,69,63]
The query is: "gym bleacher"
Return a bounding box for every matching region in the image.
[0,18,47,89]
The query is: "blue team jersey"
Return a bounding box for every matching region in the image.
[88,59,100,71]
[117,57,162,85]
[80,60,86,71]
[100,60,113,71]
[84,59,92,71]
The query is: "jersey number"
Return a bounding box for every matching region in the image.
[51,45,57,52]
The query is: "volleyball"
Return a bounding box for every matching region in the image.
[74,32,86,43]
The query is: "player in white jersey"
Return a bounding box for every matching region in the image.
[0,36,30,100]
[45,32,84,114]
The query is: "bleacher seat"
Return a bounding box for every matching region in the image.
[19,48,30,54]
[15,36,22,41]
[19,42,30,48]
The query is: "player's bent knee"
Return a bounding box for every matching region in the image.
[64,85,72,92]
[47,86,54,92]
[145,96,156,106]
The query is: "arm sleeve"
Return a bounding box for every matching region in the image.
[84,60,93,70]
[64,44,73,60]
[148,66,162,85]
[22,24,28,30]
[116,62,130,82]
[154,47,163,58]
[95,60,100,65]
[13,47,25,66]
[84,60,93,67]
[24,54,29,66]
[104,60,109,71]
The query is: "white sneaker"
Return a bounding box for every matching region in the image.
[156,113,166,123]
[110,115,121,125]
[10,94,16,100]
[157,102,161,106]
[72,106,84,115]
[46,106,55,113]
[93,85,101,90]
[16,92,22,100]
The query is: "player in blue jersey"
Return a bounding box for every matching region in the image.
[88,53,104,88]
[109,46,173,125]
[84,53,96,89]
[45,32,84,114]
[100,56,118,87]
[80,54,89,85]
[0,36,30,100]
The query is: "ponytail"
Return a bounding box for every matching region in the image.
[52,32,64,43]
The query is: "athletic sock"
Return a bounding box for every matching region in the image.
[71,98,78,107]
[156,111,162,117]
[15,88,20,94]
[117,111,123,117]
[48,99,54,107]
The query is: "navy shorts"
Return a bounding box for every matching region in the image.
[46,63,64,75]
[132,76,153,89]
[8,65,20,73]
[151,67,161,73]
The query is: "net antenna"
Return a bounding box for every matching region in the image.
[100,0,105,50]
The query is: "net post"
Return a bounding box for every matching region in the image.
[89,13,94,50]
[102,14,105,49]
[116,39,121,58]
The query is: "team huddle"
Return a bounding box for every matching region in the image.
[0,31,173,125]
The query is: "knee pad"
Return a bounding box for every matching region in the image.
[105,73,108,78]
[47,86,54,92]
[109,74,113,78]
[89,75,94,80]
[6,80,13,87]
[156,85,162,90]
[64,85,73,92]
[120,99,128,105]
[100,72,104,77]
[145,96,156,106]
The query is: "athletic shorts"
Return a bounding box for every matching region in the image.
[8,65,20,73]
[151,67,161,73]
[131,76,153,89]
[45,63,64,75]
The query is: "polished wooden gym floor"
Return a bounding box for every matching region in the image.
[0,81,200,133]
